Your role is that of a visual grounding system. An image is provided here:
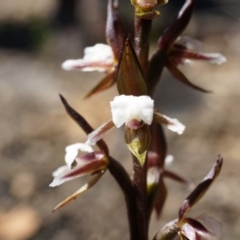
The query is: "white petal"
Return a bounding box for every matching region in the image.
[176,36,226,65]
[52,165,69,177]
[164,116,185,134]
[49,178,66,187]
[62,59,84,71]
[61,44,114,72]
[202,53,227,65]
[86,120,115,145]
[65,143,93,167]
[110,95,154,128]
[83,44,113,62]
[176,36,204,52]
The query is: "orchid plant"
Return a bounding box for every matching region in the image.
[50,0,226,239]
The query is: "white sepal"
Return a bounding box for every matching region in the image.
[62,44,114,72]
[164,116,185,135]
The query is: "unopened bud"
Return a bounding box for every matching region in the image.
[131,0,168,19]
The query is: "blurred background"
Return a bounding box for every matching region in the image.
[0,0,239,239]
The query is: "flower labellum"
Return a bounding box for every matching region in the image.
[110,95,154,128]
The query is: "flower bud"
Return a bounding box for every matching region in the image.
[131,0,168,19]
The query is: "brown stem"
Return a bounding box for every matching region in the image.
[132,155,148,240]
[134,17,152,78]
[108,157,139,240]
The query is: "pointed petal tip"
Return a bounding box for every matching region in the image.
[207,53,227,65]
[51,172,104,212]
[49,182,57,187]
[62,60,76,71]
[59,94,67,104]
[83,71,116,98]
[49,178,65,187]
[167,119,186,135]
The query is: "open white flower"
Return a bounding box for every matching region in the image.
[62,43,115,72]
[86,95,185,146]
[49,142,108,211]
[49,143,97,187]
[49,149,106,188]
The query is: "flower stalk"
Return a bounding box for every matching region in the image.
[49,0,226,239]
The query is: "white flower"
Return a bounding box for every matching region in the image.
[62,44,115,72]
[65,143,94,168]
[49,145,107,211]
[49,142,106,188]
[110,95,154,127]
[85,95,185,146]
